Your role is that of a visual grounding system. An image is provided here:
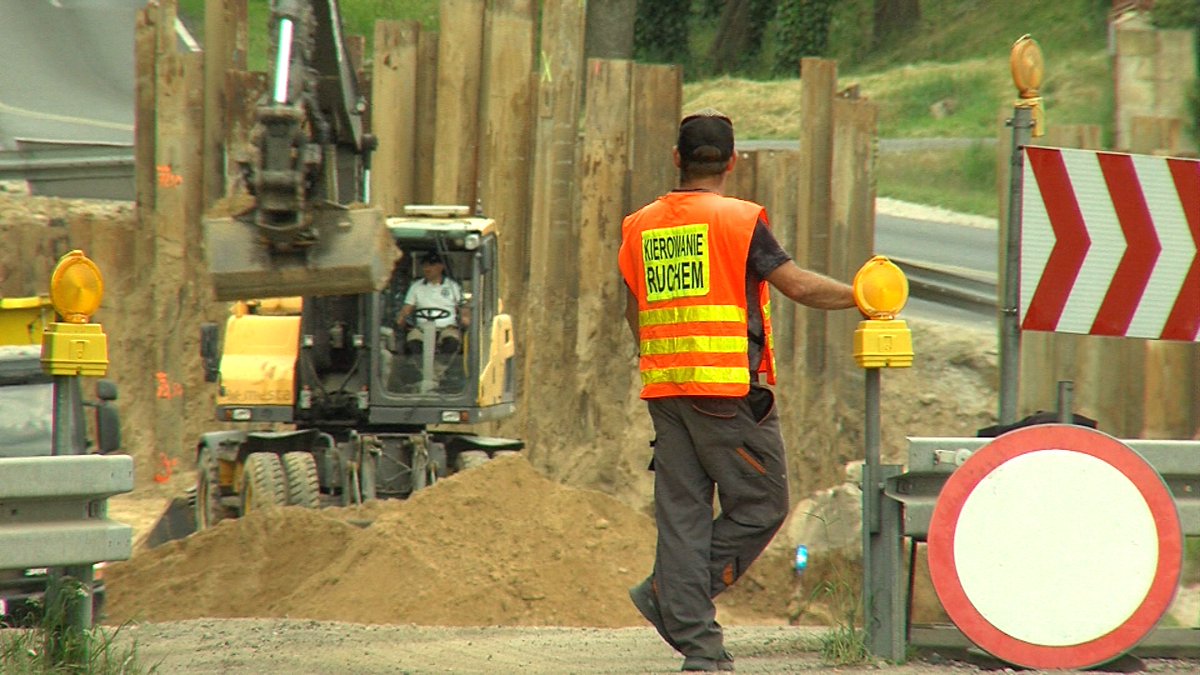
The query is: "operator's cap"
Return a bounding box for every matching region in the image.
[422,252,444,265]
[677,108,734,167]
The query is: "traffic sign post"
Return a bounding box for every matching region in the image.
[852,256,913,662]
[999,35,1046,427]
[36,250,119,651]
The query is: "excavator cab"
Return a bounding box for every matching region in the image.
[371,206,516,425]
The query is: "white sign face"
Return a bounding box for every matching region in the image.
[954,449,1158,646]
[928,425,1181,670]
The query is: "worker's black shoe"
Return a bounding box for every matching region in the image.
[681,652,734,672]
[629,577,679,651]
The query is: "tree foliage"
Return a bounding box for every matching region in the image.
[635,0,692,65]
[706,0,779,73]
[872,0,920,47]
[773,0,835,76]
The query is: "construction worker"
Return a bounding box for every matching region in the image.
[618,109,856,672]
[396,251,470,355]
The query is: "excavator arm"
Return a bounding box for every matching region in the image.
[205,0,398,301]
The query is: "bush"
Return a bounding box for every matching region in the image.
[773,0,835,76]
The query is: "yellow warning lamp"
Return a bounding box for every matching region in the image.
[41,250,109,376]
[852,255,913,369]
[1010,34,1045,137]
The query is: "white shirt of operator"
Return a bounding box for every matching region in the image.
[403,278,462,328]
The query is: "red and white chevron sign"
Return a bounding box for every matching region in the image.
[1021,146,1200,341]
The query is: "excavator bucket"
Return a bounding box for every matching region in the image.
[144,495,197,548]
[205,205,400,301]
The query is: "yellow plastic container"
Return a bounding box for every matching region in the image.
[0,295,53,346]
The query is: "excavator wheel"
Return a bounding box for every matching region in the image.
[240,452,287,515]
[195,447,229,530]
[281,452,320,508]
[455,450,490,472]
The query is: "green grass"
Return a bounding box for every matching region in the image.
[0,578,155,674]
[878,143,999,217]
[842,0,1110,72]
[176,0,439,72]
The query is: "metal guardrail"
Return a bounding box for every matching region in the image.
[889,437,1200,541]
[0,454,134,570]
[0,141,134,201]
[890,258,997,315]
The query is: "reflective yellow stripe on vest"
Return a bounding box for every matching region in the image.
[640,335,748,356]
[639,305,746,327]
[641,366,751,386]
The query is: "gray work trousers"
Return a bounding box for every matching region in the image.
[645,384,790,659]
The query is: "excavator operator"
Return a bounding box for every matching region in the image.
[395,252,470,355]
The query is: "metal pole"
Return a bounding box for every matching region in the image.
[51,376,92,640]
[863,368,904,661]
[51,376,86,455]
[998,106,1033,426]
[864,365,883,648]
[1057,380,1075,424]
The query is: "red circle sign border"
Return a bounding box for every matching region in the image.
[927,424,1182,670]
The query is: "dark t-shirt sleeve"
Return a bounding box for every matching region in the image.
[744,215,791,372]
[747,217,791,281]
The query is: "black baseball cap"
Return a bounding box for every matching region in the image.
[423,252,444,264]
[677,108,734,168]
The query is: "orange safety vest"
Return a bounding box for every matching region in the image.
[618,191,776,399]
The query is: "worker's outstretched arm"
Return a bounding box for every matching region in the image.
[766,261,856,310]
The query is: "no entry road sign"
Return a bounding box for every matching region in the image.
[927,424,1182,670]
[1021,147,1199,341]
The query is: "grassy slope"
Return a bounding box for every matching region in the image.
[684,1,1112,216]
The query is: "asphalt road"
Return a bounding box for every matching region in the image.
[875,215,997,278]
[0,0,144,149]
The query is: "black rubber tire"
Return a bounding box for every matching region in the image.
[195,447,227,530]
[281,452,320,508]
[240,452,287,515]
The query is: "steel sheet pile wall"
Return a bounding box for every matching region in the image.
[134,0,217,483]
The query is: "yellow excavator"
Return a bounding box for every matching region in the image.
[147,1,520,544]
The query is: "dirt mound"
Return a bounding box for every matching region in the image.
[105,456,658,627]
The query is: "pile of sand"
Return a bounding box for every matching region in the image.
[105,456,658,627]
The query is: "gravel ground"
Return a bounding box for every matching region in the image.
[97,620,1200,675]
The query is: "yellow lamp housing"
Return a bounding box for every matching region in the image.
[854,319,914,369]
[49,250,104,323]
[1010,34,1044,99]
[41,250,108,376]
[41,322,109,376]
[1010,34,1046,137]
[852,255,913,369]
[853,255,909,320]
